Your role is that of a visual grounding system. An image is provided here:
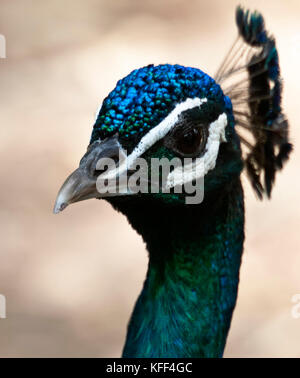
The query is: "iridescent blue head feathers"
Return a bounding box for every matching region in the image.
[91,64,231,147]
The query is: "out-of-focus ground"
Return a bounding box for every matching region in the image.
[0,0,299,357]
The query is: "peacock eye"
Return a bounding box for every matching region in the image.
[164,124,208,158]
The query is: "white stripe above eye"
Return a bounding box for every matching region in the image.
[103,97,208,179]
[128,97,208,159]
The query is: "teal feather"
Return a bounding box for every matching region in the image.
[109,177,244,357]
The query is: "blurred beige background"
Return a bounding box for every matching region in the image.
[0,0,299,357]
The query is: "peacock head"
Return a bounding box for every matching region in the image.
[54,7,291,214]
[54,64,243,212]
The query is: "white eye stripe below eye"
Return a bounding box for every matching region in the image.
[103,97,208,180]
[166,112,227,188]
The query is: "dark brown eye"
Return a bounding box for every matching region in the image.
[164,125,208,158]
[177,128,203,155]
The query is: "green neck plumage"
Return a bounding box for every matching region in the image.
[110,177,244,358]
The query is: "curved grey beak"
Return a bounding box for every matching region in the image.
[53,167,97,214]
[53,135,123,214]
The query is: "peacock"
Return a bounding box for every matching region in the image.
[54,7,292,358]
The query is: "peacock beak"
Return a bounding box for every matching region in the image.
[53,167,97,214]
[53,135,123,214]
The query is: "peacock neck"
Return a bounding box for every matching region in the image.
[110,177,244,358]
